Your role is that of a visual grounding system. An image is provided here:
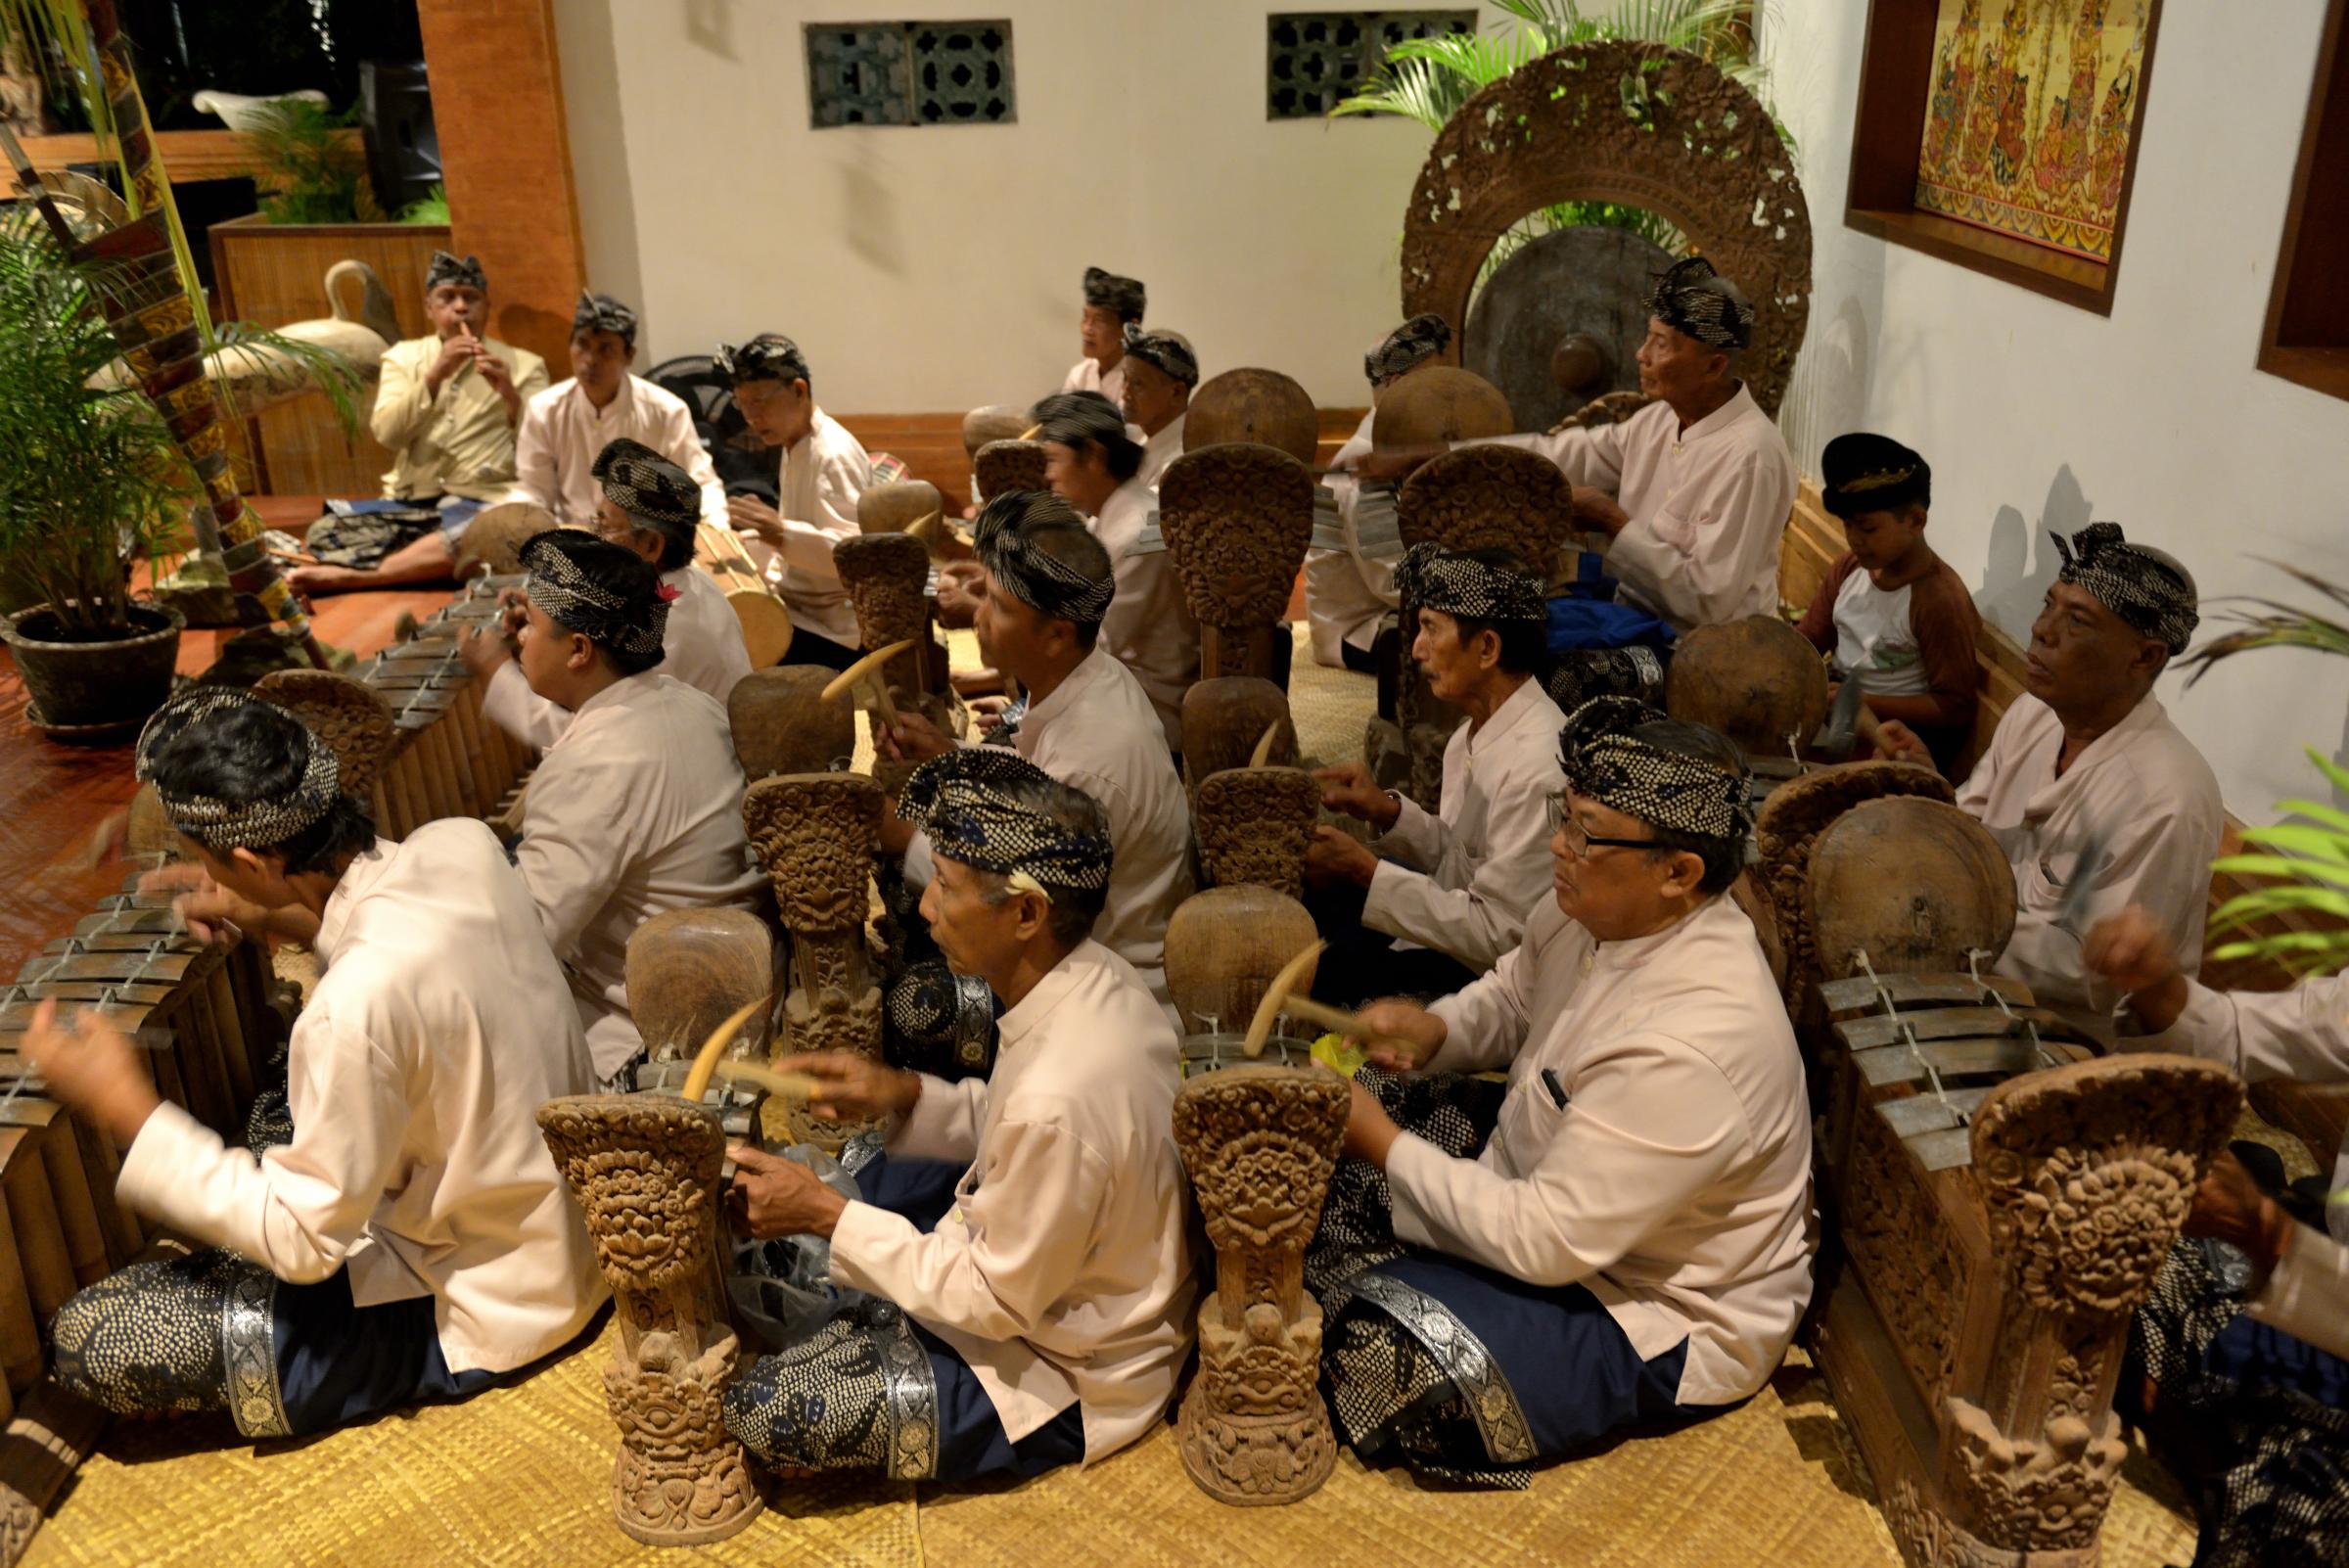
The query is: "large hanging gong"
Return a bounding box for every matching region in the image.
[1400,40,1811,417]
[1466,224,1676,433]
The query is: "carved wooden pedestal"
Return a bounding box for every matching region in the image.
[1172,1063,1348,1505]
[742,772,884,1148]
[1180,677,1298,801]
[1161,444,1314,686]
[834,531,955,795]
[727,666,853,783]
[972,438,1047,502]
[1194,767,1320,898]
[538,1094,762,1546]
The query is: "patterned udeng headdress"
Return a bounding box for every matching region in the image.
[2052,522,2198,657]
[715,334,809,387]
[425,251,485,293]
[1646,257,1754,351]
[971,490,1116,626]
[592,438,700,540]
[520,530,670,658]
[1082,266,1147,324]
[1559,697,1752,843]
[1121,326,1199,389]
[572,291,639,349]
[135,688,342,852]
[1365,312,1451,387]
[897,748,1114,899]
[1393,542,1545,624]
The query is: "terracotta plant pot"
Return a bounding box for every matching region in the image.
[1,601,185,731]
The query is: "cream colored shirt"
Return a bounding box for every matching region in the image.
[1364,675,1567,970]
[1408,895,1817,1407]
[117,822,605,1375]
[515,672,765,1078]
[1305,409,1400,665]
[738,407,871,648]
[481,565,755,752]
[903,650,1194,1019]
[371,334,548,503]
[1957,692,2224,1039]
[2247,1227,2349,1361]
[1481,385,1796,629]
[1060,354,1127,409]
[1135,411,1186,488]
[509,373,725,529]
[1090,476,1198,754]
[829,940,1195,1461]
[2136,972,2349,1244]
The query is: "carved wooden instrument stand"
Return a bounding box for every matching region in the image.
[1193,768,1320,899]
[1160,444,1314,686]
[538,1094,763,1546]
[1179,677,1299,802]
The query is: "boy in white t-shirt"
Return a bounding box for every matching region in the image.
[1797,433,1981,772]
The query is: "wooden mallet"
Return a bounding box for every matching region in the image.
[820,637,913,730]
[1239,940,1417,1060]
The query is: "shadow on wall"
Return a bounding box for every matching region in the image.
[1977,466,2093,642]
[841,148,905,278]
[561,0,646,322]
[687,0,734,59]
[1778,289,1877,475]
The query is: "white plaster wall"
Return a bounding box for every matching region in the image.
[550,0,1439,412]
[1765,0,2349,818]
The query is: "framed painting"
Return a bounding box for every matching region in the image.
[1844,0,2164,315]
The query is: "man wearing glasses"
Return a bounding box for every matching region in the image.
[1306,697,1817,1486]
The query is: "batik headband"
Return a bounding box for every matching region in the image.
[897,748,1113,897]
[1393,541,1546,624]
[426,251,485,293]
[1646,257,1753,351]
[715,334,808,387]
[591,438,700,537]
[134,688,343,852]
[1122,326,1198,388]
[1082,265,1146,323]
[1559,697,1752,843]
[520,530,669,657]
[573,291,639,349]
[2052,522,2199,657]
[1365,312,1452,386]
[972,491,1116,626]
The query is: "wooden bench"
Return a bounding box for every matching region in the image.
[1777,484,2346,1163]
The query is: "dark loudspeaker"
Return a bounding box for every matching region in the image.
[359,60,439,212]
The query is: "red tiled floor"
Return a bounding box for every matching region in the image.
[0,500,454,975]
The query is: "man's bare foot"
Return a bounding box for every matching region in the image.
[286,564,375,596]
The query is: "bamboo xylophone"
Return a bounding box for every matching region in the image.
[349,577,534,838]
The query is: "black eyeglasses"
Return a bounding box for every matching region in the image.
[1544,793,1654,856]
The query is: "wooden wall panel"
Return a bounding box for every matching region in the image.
[417,0,586,372]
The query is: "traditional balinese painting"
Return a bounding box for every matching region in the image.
[1914,0,2151,263]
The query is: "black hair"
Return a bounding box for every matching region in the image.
[1036,391,1142,484]
[1627,717,1747,897]
[647,526,694,575]
[147,702,377,876]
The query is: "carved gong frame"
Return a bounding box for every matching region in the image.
[1399,39,1813,416]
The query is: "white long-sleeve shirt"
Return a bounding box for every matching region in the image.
[1060,354,1127,409]
[738,407,871,648]
[118,822,605,1374]
[1958,692,2224,1039]
[2137,971,2349,1244]
[370,335,548,502]
[509,373,725,529]
[514,672,765,1078]
[1363,674,1566,969]
[1135,411,1186,488]
[1475,385,1795,629]
[828,940,1195,1461]
[1305,408,1400,666]
[903,650,1194,1020]
[481,564,754,751]
[1404,895,1817,1407]
[1090,475,1198,754]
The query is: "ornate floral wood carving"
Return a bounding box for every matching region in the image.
[1173,1063,1349,1505]
[1399,39,1812,415]
[972,438,1048,501]
[834,531,942,690]
[253,669,396,799]
[538,1094,762,1546]
[1195,767,1321,899]
[742,773,884,1145]
[1395,443,1570,571]
[1843,1107,1969,1408]
[1159,443,1315,682]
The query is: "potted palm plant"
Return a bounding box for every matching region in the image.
[0,210,351,733]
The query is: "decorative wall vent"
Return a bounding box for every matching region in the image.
[1266,11,1477,119]
[806,21,1015,127]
